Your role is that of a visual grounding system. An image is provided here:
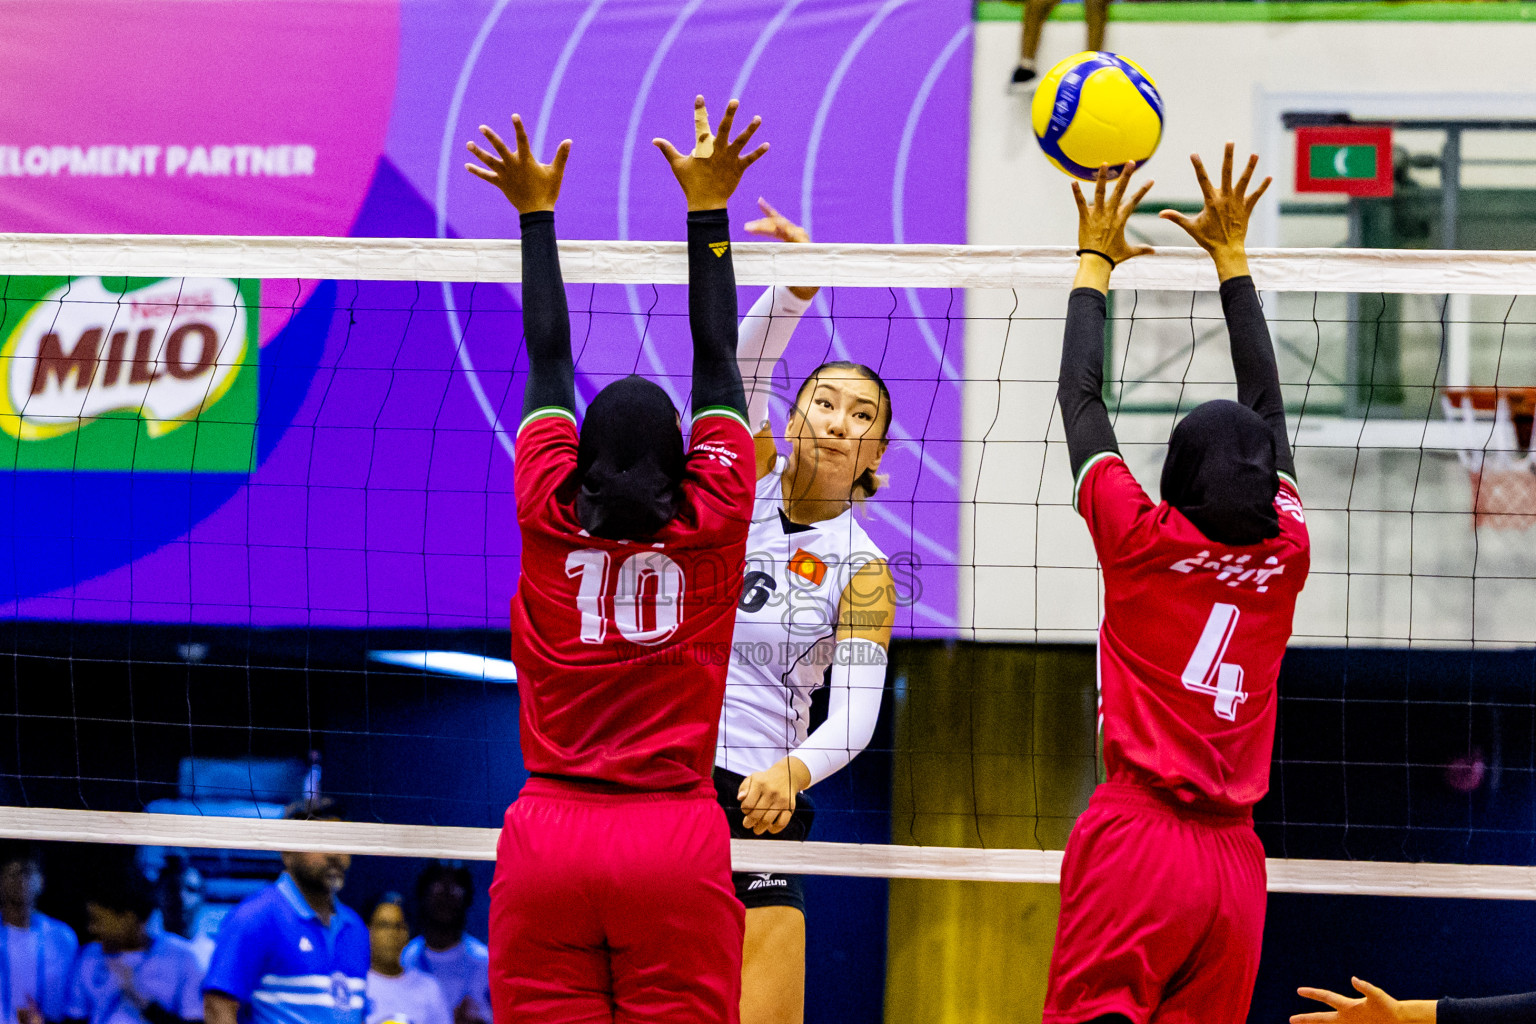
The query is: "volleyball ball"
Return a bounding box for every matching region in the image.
[1031,51,1164,181]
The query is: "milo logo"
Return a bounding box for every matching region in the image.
[0,277,257,471]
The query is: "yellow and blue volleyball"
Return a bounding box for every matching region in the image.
[1031,51,1164,181]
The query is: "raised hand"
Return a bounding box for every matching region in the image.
[1159,142,1271,281]
[744,197,809,244]
[1291,978,1436,1024]
[745,197,817,301]
[653,96,769,211]
[465,114,571,214]
[1071,161,1154,293]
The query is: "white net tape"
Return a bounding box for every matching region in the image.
[0,235,1532,293]
[0,810,1530,899]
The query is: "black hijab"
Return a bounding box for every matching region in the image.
[1160,399,1280,546]
[575,376,685,540]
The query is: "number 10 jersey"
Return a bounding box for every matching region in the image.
[509,409,756,791]
[1076,453,1311,814]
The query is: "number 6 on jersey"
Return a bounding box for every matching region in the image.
[1182,603,1247,720]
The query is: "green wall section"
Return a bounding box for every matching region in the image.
[885,643,1099,1023]
[976,1,1536,22]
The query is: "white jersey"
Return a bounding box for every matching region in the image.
[715,455,888,777]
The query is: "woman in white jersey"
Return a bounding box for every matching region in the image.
[715,199,896,1024]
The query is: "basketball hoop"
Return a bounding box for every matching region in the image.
[1442,387,1536,530]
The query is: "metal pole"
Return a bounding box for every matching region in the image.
[1442,127,1471,390]
[1441,126,1461,249]
[1345,196,1363,417]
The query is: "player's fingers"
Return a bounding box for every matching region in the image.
[743,218,773,236]
[480,126,514,165]
[1288,1013,1338,1024]
[693,95,711,144]
[739,142,770,169]
[757,196,781,219]
[744,794,776,833]
[1130,244,1155,259]
[739,793,763,830]
[765,809,791,834]
[1109,160,1136,207]
[551,139,572,176]
[652,138,684,165]
[511,114,534,160]
[1191,153,1216,204]
[1245,175,1273,213]
[1158,209,1195,233]
[1093,165,1109,209]
[1124,178,1155,217]
[464,163,499,183]
[465,141,500,168]
[729,115,762,154]
[1298,988,1351,1009]
[1072,181,1090,222]
[715,98,739,146]
[1235,152,1259,196]
[1352,978,1387,1000]
[1221,141,1234,194]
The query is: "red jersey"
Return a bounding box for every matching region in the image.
[509,407,756,791]
[1077,453,1310,813]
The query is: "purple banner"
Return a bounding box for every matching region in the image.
[0,0,971,635]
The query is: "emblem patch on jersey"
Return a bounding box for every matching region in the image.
[709,240,729,257]
[788,548,827,586]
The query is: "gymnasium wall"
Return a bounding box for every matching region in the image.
[961,8,1536,646]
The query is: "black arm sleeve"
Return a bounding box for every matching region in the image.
[1220,275,1296,481]
[1440,993,1536,1024]
[687,209,747,417]
[519,210,575,418]
[1058,287,1120,478]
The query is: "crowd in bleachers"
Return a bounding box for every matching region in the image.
[0,829,490,1024]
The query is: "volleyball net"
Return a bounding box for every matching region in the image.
[0,234,1534,900]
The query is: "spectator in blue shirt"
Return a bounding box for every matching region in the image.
[397,867,486,1024]
[0,842,78,1024]
[146,860,212,974]
[65,864,203,1024]
[200,801,366,1024]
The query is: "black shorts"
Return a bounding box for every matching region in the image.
[713,766,816,913]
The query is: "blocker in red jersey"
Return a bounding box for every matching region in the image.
[1044,147,1311,1024]
[464,97,767,1024]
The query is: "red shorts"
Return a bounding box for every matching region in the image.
[1043,782,1267,1024]
[488,777,744,1024]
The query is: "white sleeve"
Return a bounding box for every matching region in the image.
[789,637,887,787]
[738,285,813,432]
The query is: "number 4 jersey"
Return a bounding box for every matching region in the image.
[510,408,757,791]
[1077,453,1311,813]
